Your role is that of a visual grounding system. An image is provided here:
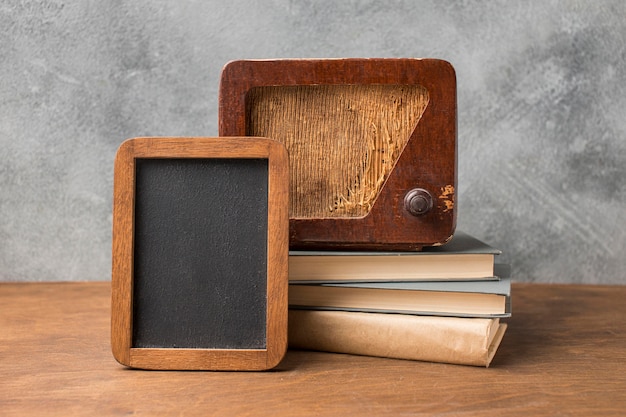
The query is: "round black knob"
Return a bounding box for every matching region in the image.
[404,188,433,216]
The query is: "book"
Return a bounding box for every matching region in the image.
[288,265,511,318]
[288,309,507,367]
[288,231,501,282]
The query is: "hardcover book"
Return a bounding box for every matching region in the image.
[289,310,507,367]
[288,265,511,318]
[288,231,501,282]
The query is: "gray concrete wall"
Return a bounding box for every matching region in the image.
[1,0,624,283]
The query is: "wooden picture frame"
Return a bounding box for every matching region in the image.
[111,137,289,370]
[219,58,457,251]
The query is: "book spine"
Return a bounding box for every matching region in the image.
[288,309,505,367]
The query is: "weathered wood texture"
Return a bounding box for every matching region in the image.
[1,282,625,416]
[246,84,429,218]
[219,58,457,250]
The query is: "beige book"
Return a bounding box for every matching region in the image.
[288,309,507,367]
[288,231,502,282]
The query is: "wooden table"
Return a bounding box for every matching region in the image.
[1,282,625,416]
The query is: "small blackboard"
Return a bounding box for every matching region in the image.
[111,137,289,370]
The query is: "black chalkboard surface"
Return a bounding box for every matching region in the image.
[111,137,289,371]
[133,158,268,350]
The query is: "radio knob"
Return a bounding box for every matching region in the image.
[404,188,433,216]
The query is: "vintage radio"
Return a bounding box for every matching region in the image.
[219,58,457,251]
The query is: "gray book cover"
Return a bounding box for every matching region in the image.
[307,265,511,296]
[289,264,513,318]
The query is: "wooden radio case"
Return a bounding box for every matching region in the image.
[219,58,457,251]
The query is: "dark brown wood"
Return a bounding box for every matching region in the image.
[219,58,457,251]
[2,281,625,416]
[111,137,289,370]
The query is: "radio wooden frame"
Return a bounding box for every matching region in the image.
[219,58,457,250]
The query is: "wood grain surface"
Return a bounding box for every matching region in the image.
[246,84,429,218]
[219,59,457,250]
[111,137,289,370]
[1,282,625,416]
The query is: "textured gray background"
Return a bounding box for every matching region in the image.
[1,1,625,283]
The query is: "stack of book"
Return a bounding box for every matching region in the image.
[287,231,511,367]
